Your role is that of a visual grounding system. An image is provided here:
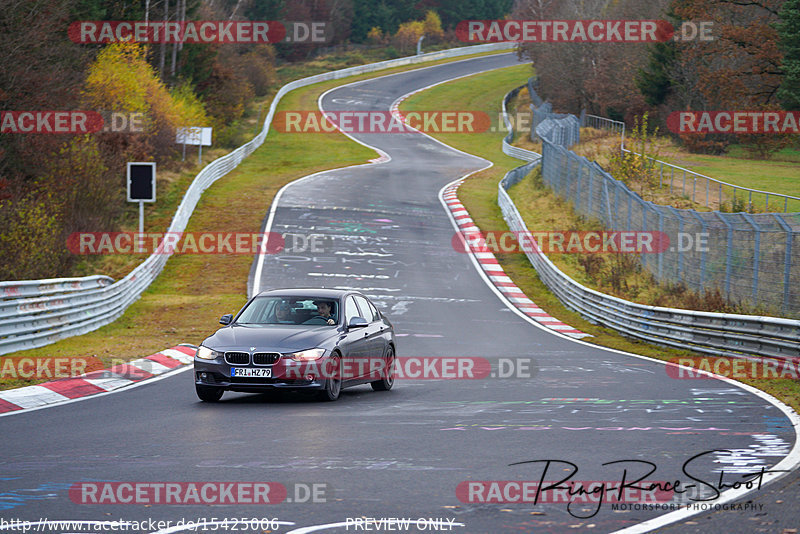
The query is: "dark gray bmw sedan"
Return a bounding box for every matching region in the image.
[193,288,396,402]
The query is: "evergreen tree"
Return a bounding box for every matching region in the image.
[636,41,677,106]
[776,0,800,110]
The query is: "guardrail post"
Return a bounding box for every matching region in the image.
[682,170,686,197]
[670,167,674,194]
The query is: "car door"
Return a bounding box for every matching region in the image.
[341,295,370,382]
[353,294,387,381]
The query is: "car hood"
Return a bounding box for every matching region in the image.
[203,324,338,353]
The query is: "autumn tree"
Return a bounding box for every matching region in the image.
[516,0,669,122]
[393,20,425,52]
[639,0,788,154]
[423,10,444,41]
[367,26,385,43]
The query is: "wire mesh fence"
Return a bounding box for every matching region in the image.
[526,79,799,316]
[538,138,800,316]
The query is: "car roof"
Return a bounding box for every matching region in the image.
[254,288,359,300]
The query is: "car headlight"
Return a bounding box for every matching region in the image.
[288,348,326,362]
[196,346,223,360]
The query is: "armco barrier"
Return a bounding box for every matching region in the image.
[501,86,540,163]
[0,43,516,356]
[497,85,800,360]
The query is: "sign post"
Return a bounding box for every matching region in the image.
[176,127,212,164]
[127,162,156,237]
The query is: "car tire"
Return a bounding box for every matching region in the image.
[318,353,342,401]
[371,346,395,391]
[196,384,224,402]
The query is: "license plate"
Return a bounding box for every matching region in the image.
[231,368,272,378]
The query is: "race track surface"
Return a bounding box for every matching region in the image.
[1,53,796,534]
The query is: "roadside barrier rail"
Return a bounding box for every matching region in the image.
[0,42,515,356]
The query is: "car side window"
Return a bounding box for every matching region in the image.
[354,295,376,322]
[344,296,360,325]
[366,299,380,321]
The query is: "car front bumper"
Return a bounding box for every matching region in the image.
[194,355,333,392]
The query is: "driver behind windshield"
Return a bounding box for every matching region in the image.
[312,300,336,325]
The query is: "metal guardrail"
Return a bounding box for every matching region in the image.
[497,85,800,360]
[0,276,113,299]
[0,42,516,357]
[501,86,541,163]
[582,113,626,138]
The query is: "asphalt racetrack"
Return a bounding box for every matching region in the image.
[1,53,797,534]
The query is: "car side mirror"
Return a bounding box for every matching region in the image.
[219,314,233,325]
[347,317,368,329]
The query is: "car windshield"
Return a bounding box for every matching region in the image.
[235,296,339,326]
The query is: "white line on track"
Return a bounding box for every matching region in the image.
[250,53,517,296]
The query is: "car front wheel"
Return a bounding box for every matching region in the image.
[318,354,342,401]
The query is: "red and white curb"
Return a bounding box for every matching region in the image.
[442,181,591,339]
[0,344,196,414]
